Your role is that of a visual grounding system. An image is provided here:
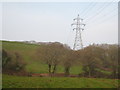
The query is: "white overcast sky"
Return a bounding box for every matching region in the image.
[0,0,118,48]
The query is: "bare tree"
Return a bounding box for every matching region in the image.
[79,45,104,77]
[37,42,65,74]
[107,45,118,78]
[2,49,11,69]
[62,50,77,76]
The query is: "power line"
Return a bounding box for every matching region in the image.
[80,1,95,17]
[80,0,108,18]
[80,2,97,18]
[86,6,118,25]
[85,0,116,23]
[96,13,117,25]
[82,2,98,19]
[86,13,117,29]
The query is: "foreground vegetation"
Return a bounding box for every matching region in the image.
[1,40,119,88]
[2,41,83,74]
[2,40,119,78]
[3,75,119,88]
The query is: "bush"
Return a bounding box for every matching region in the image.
[2,49,26,73]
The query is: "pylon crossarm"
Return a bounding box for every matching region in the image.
[71,23,77,26]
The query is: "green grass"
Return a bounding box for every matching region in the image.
[2,40,112,75]
[0,74,2,89]
[3,74,119,88]
[2,41,83,74]
[96,68,112,75]
[2,41,119,88]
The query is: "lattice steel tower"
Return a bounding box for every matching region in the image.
[71,14,85,50]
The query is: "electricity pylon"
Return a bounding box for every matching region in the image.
[71,14,85,50]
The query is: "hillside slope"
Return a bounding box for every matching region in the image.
[2,41,83,74]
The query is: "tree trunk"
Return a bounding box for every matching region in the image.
[112,66,117,79]
[52,64,57,74]
[65,66,70,76]
[48,64,51,74]
[88,70,91,78]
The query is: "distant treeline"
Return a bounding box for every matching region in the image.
[1,41,119,79]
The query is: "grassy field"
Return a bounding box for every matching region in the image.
[2,41,83,74]
[2,41,119,88]
[2,74,119,88]
[2,41,112,75]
